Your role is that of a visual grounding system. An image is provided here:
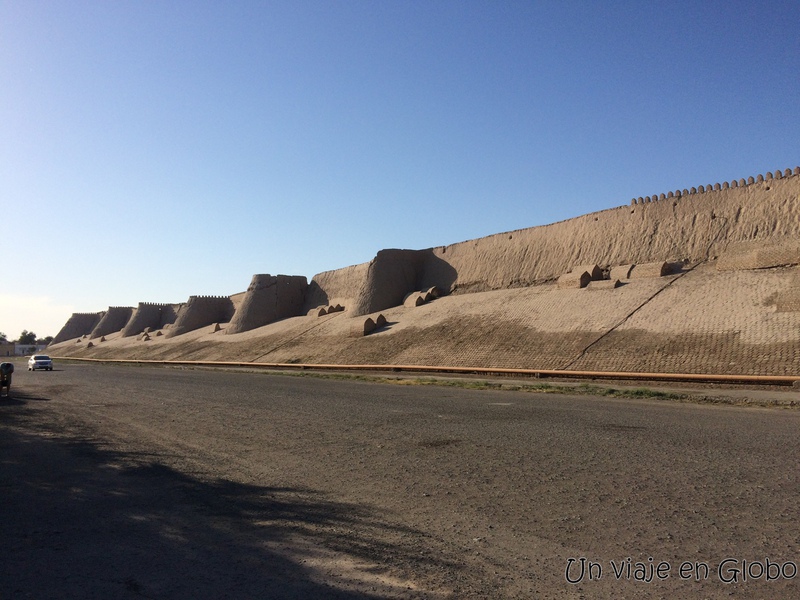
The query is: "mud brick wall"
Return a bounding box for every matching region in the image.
[90,306,133,339]
[227,274,308,334]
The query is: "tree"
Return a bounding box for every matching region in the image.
[18,330,37,345]
[0,332,6,343]
[36,336,54,345]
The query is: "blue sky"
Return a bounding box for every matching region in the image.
[2,0,798,340]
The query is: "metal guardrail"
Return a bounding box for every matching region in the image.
[50,357,800,387]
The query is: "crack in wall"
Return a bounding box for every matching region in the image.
[560,263,701,370]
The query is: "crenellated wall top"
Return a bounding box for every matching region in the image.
[631,166,800,205]
[188,295,232,300]
[137,302,179,307]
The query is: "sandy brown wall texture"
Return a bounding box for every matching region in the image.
[48,260,800,376]
[304,262,371,313]
[430,172,800,295]
[351,250,425,316]
[165,296,235,338]
[121,303,181,338]
[227,274,308,334]
[341,249,459,316]
[52,312,104,344]
[717,236,800,272]
[49,167,800,346]
[89,307,133,339]
[308,170,800,316]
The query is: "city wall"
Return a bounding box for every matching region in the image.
[90,306,134,339]
[121,303,182,337]
[50,167,800,340]
[165,296,235,338]
[310,169,800,315]
[303,262,371,313]
[227,274,308,334]
[52,312,105,344]
[428,171,800,294]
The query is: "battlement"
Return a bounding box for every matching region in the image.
[632,166,800,205]
[188,295,232,301]
[137,301,179,307]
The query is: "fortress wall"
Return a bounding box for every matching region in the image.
[165,296,235,338]
[351,250,426,316]
[309,248,459,317]
[417,249,459,295]
[230,291,247,312]
[121,303,182,337]
[227,274,308,334]
[90,306,134,339]
[50,167,800,344]
[303,261,371,313]
[304,170,800,316]
[52,312,104,344]
[426,171,800,293]
[716,236,800,271]
[160,304,181,329]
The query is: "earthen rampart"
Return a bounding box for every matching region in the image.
[305,167,800,316]
[306,249,457,317]
[90,306,134,339]
[351,250,426,316]
[121,303,181,337]
[52,312,104,344]
[303,262,371,313]
[51,166,800,340]
[717,236,800,272]
[227,274,308,334]
[166,296,235,338]
[432,169,800,294]
[230,291,246,312]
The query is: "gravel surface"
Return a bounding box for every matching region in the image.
[1,362,799,599]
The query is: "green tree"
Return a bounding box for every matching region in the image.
[18,330,37,345]
[36,336,54,345]
[0,332,6,342]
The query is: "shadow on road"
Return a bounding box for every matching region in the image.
[0,402,453,599]
[0,389,52,405]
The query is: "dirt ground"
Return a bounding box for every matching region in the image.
[2,360,799,599]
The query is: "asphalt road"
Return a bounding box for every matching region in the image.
[1,362,798,599]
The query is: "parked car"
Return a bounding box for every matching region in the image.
[28,355,53,371]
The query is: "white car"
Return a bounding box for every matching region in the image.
[28,355,53,371]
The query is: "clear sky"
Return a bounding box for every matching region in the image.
[2,0,798,340]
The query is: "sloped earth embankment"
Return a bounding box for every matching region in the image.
[49,264,800,377]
